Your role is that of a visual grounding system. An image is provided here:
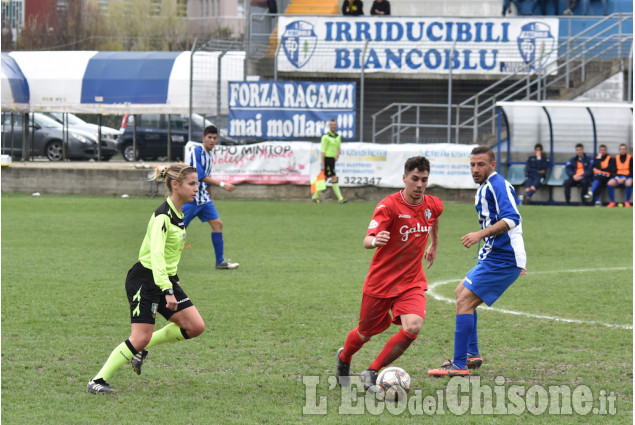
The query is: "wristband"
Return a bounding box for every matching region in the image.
[372,237,376,248]
[219,182,225,188]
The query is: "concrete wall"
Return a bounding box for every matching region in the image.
[3,163,627,204]
[0,163,476,203]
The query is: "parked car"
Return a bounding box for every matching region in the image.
[117,113,237,162]
[42,112,118,161]
[1,112,105,161]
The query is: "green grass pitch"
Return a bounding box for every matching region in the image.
[1,193,632,424]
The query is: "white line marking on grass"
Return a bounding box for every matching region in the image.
[427,267,633,330]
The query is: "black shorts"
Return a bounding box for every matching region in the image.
[125,262,194,324]
[324,157,336,178]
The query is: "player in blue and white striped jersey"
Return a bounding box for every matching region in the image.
[182,125,239,270]
[429,145,526,377]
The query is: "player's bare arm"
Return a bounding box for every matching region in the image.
[424,220,439,269]
[201,176,236,192]
[461,219,510,248]
[364,231,390,249]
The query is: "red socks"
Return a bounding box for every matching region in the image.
[369,328,417,371]
[340,327,366,364]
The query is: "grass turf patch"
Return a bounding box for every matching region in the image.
[1,194,632,424]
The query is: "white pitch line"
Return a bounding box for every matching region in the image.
[427,266,633,330]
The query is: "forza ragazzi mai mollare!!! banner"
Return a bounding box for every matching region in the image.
[277,16,559,74]
[228,80,356,140]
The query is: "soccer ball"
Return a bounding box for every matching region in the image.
[376,367,411,402]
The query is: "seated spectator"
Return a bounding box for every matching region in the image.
[370,0,391,15]
[563,0,578,14]
[563,143,593,205]
[503,0,538,15]
[581,0,609,15]
[539,0,559,14]
[342,0,364,15]
[502,0,518,16]
[523,143,549,204]
[584,144,614,206]
[606,143,633,208]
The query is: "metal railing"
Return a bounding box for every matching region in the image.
[370,13,633,144]
[455,13,633,143]
[372,103,475,144]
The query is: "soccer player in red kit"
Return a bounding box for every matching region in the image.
[336,156,443,390]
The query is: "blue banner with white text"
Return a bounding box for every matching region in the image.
[277,17,559,75]
[228,80,356,140]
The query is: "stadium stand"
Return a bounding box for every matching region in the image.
[272,0,633,16]
[389,0,632,16]
[265,0,338,56]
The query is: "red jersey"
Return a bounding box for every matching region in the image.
[363,191,443,298]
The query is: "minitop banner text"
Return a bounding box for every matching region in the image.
[186,141,479,189]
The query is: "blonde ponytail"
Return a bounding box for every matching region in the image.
[152,163,197,194]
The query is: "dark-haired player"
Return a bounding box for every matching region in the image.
[183,125,239,269]
[428,146,526,377]
[336,156,443,390]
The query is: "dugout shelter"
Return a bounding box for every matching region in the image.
[496,100,633,203]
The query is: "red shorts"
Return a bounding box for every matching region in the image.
[357,286,426,337]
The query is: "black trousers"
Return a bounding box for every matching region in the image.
[563,175,591,203]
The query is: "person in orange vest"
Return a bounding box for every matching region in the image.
[606,143,632,208]
[563,143,593,205]
[584,144,615,206]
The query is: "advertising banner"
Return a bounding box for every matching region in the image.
[186,141,313,185]
[277,17,559,75]
[187,141,478,189]
[310,142,478,189]
[228,80,356,140]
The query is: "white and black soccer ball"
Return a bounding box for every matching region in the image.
[376,367,411,402]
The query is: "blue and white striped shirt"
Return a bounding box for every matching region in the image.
[474,171,526,268]
[187,145,213,206]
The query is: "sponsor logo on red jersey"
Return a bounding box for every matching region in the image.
[400,223,432,241]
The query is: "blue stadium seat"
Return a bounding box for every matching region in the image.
[506,164,527,185]
[546,165,567,186]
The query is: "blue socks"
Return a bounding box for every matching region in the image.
[591,180,601,202]
[607,185,615,202]
[607,185,633,203]
[467,309,479,356]
[211,232,224,265]
[453,314,474,369]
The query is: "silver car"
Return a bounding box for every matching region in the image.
[1,112,103,161]
[42,112,118,161]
